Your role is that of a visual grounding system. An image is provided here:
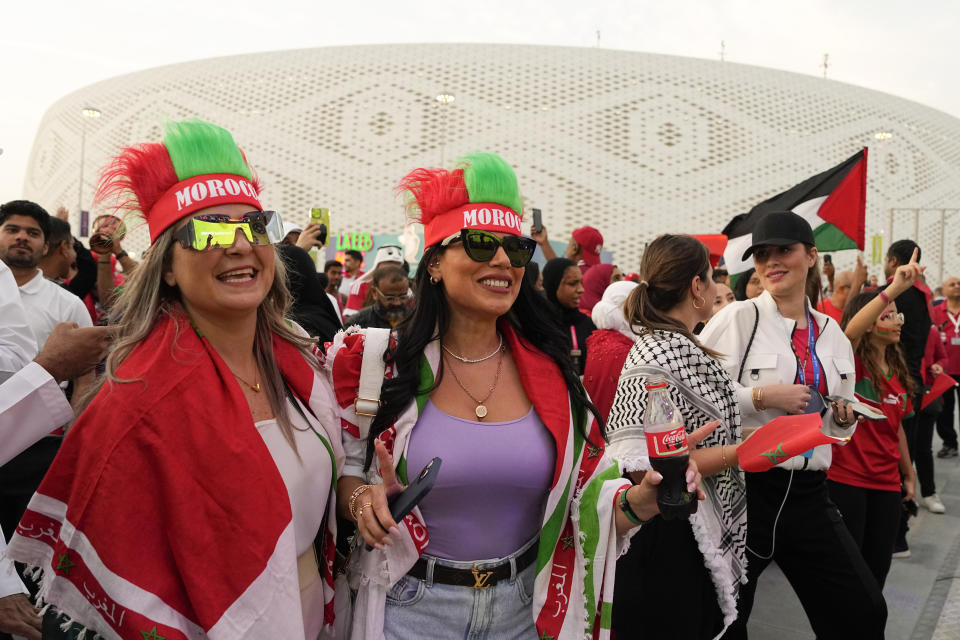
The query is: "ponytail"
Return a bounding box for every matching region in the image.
[625,235,722,360]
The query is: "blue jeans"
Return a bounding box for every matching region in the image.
[383,536,538,640]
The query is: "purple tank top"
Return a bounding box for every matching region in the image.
[407,400,555,560]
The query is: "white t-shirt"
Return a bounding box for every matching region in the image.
[255,398,333,639]
[0,260,37,383]
[17,269,92,347]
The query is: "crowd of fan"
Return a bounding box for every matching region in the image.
[2,176,959,639]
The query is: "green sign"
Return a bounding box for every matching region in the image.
[337,232,373,252]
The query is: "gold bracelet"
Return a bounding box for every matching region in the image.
[348,484,372,520]
[752,386,764,412]
[758,387,765,411]
[720,445,728,470]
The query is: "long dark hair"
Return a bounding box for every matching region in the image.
[364,244,603,470]
[840,291,916,396]
[625,234,721,359]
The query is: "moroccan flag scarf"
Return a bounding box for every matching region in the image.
[5,310,339,640]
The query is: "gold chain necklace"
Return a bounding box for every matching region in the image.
[445,346,504,419]
[231,369,262,393]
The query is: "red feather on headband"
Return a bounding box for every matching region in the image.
[396,167,469,225]
[94,142,179,218]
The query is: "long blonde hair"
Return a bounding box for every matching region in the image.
[89,226,316,451]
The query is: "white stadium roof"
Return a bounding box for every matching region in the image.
[23,43,960,281]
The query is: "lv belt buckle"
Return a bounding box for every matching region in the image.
[471,565,493,589]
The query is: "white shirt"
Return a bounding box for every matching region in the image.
[0,265,73,599]
[18,269,92,348]
[255,400,333,557]
[0,261,36,383]
[0,361,72,598]
[255,399,333,640]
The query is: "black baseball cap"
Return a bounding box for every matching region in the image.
[741,211,816,260]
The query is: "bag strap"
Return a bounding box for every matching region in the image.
[737,302,760,384]
[354,327,391,439]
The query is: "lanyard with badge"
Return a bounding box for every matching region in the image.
[948,311,960,347]
[792,307,822,460]
[792,307,822,389]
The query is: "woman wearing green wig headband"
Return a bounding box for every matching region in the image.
[4,120,345,639]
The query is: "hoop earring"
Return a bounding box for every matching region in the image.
[692,294,705,310]
[430,276,439,285]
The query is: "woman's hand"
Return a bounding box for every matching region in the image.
[830,398,856,428]
[888,248,925,298]
[625,420,716,521]
[354,440,404,549]
[932,363,944,377]
[760,384,811,414]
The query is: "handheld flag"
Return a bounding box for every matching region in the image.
[738,413,849,472]
[922,374,958,410]
[723,149,868,277]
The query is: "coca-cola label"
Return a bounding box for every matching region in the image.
[646,426,689,458]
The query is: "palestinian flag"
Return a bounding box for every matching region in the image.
[723,148,868,277]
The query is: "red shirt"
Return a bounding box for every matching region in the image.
[791,322,828,395]
[829,357,910,492]
[922,325,948,386]
[933,304,960,374]
[815,297,843,324]
[583,330,635,421]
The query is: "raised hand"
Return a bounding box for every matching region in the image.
[354,439,404,549]
[889,247,925,296]
[295,222,326,251]
[530,223,548,246]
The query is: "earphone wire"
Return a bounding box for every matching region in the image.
[745,468,794,561]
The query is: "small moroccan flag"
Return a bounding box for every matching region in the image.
[922,374,958,410]
[738,413,849,472]
[723,148,868,277]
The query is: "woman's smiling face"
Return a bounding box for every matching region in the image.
[753,243,816,298]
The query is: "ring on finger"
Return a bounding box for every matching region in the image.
[357,502,373,520]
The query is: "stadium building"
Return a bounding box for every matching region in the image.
[22,44,960,280]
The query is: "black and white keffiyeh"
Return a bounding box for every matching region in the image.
[606,329,747,628]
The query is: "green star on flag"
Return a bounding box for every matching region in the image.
[561,534,575,550]
[586,445,601,459]
[539,632,555,640]
[761,443,787,465]
[55,552,76,576]
[140,626,166,640]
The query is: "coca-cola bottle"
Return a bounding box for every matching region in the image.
[643,376,694,520]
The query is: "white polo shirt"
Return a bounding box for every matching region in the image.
[17,269,92,347]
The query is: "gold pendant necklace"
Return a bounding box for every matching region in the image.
[232,370,261,393]
[445,346,504,419]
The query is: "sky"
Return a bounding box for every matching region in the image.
[2,0,957,202]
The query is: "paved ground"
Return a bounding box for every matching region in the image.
[748,431,960,639]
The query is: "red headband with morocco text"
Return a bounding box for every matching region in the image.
[146,173,262,242]
[424,202,524,247]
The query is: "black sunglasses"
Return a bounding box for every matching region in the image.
[440,229,536,268]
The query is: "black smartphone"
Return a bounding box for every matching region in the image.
[532,208,543,234]
[823,254,832,264]
[388,457,442,521]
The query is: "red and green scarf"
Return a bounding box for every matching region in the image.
[6,310,340,639]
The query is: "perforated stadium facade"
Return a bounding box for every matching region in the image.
[22,44,960,282]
